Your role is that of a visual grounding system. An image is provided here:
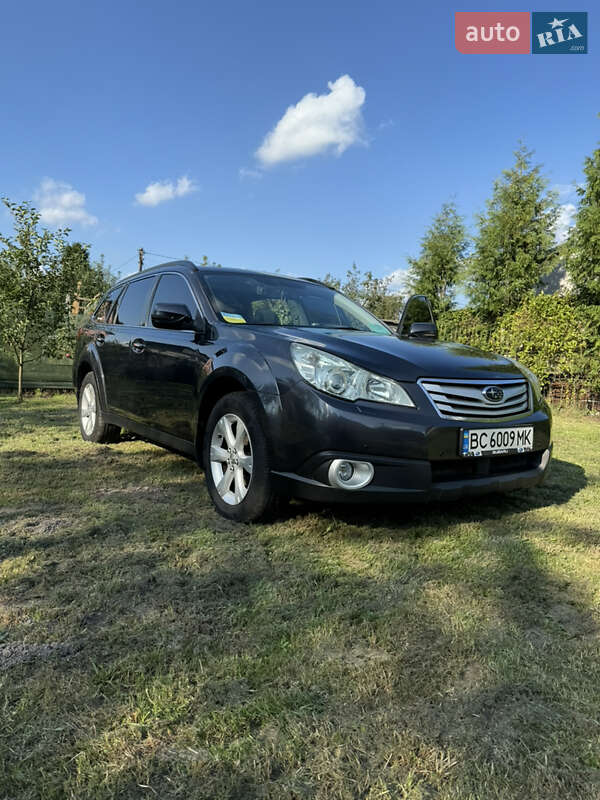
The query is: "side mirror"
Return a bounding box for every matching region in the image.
[398,294,438,340]
[409,321,437,339]
[151,303,194,330]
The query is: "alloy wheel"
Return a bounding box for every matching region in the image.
[209,413,253,505]
[80,383,97,436]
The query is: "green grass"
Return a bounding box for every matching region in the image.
[1,394,599,799]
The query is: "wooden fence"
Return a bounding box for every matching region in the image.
[546,380,600,413]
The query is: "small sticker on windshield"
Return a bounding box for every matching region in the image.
[221,312,246,324]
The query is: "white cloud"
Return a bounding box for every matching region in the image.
[255,74,366,167]
[385,269,408,293]
[135,175,197,207]
[554,202,576,244]
[553,182,582,201]
[34,179,97,226]
[239,167,263,181]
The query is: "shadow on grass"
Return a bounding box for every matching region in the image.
[1,499,598,798]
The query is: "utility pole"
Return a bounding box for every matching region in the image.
[138,247,145,272]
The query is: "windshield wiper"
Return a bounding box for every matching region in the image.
[326,326,366,331]
[278,324,369,331]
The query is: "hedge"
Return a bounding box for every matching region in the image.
[438,296,600,392]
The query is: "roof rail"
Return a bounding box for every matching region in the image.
[141,259,196,271]
[300,277,329,286]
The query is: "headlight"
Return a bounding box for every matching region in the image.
[290,343,415,407]
[507,357,542,401]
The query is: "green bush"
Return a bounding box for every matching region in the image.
[491,296,584,386]
[437,308,494,353]
[438,296,600,392]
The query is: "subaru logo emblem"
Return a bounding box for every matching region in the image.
[483,386,504,404]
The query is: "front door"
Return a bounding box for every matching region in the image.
[139,273,210,443]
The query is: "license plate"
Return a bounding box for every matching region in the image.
[460,426,533,457]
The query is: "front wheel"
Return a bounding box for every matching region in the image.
[203,392,281,522]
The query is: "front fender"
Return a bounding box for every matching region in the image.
[195,343,284,447]
[203,339,281,396]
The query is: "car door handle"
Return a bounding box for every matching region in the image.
[130,338,146,354]
[95,330,114,346]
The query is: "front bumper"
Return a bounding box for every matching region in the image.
[272,445,552,503]
[265,378,553,504]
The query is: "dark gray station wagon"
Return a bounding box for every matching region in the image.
[73,261,552,521]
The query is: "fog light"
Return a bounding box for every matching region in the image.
[337,461,354,482]
[328,459,374,490]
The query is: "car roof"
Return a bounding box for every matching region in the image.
[116,260,198,285]
[116,261,328,287]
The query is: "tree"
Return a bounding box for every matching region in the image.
[62,242,114,304]
[323,262,404,321]
[50,245,115,360]
[0,200,73,400]
[197,255,222,268]
[567,138,600,304]
[467,144,559,320]
[406,201,469,314]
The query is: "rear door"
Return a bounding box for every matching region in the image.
[103,276,158,419]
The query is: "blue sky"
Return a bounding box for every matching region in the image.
[1,0,597,287]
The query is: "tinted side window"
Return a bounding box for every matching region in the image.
[93,287,121,323]
[150,274,198,325]
[114,277,156,326]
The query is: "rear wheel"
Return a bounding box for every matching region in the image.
[78,373,121,444]
[203,392,281,522]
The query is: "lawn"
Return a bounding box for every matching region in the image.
[1,394,599,800]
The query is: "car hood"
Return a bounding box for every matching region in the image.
[254,327,525,383]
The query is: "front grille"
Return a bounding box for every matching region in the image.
[419,379,530,420]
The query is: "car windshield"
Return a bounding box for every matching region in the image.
[201,273,392,335]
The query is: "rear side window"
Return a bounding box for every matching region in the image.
[150,274,198,324]
[114,277,156,326]
[93,287,121,323]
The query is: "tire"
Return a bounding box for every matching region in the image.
[203,391,281,522]
[78,373,121,444]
